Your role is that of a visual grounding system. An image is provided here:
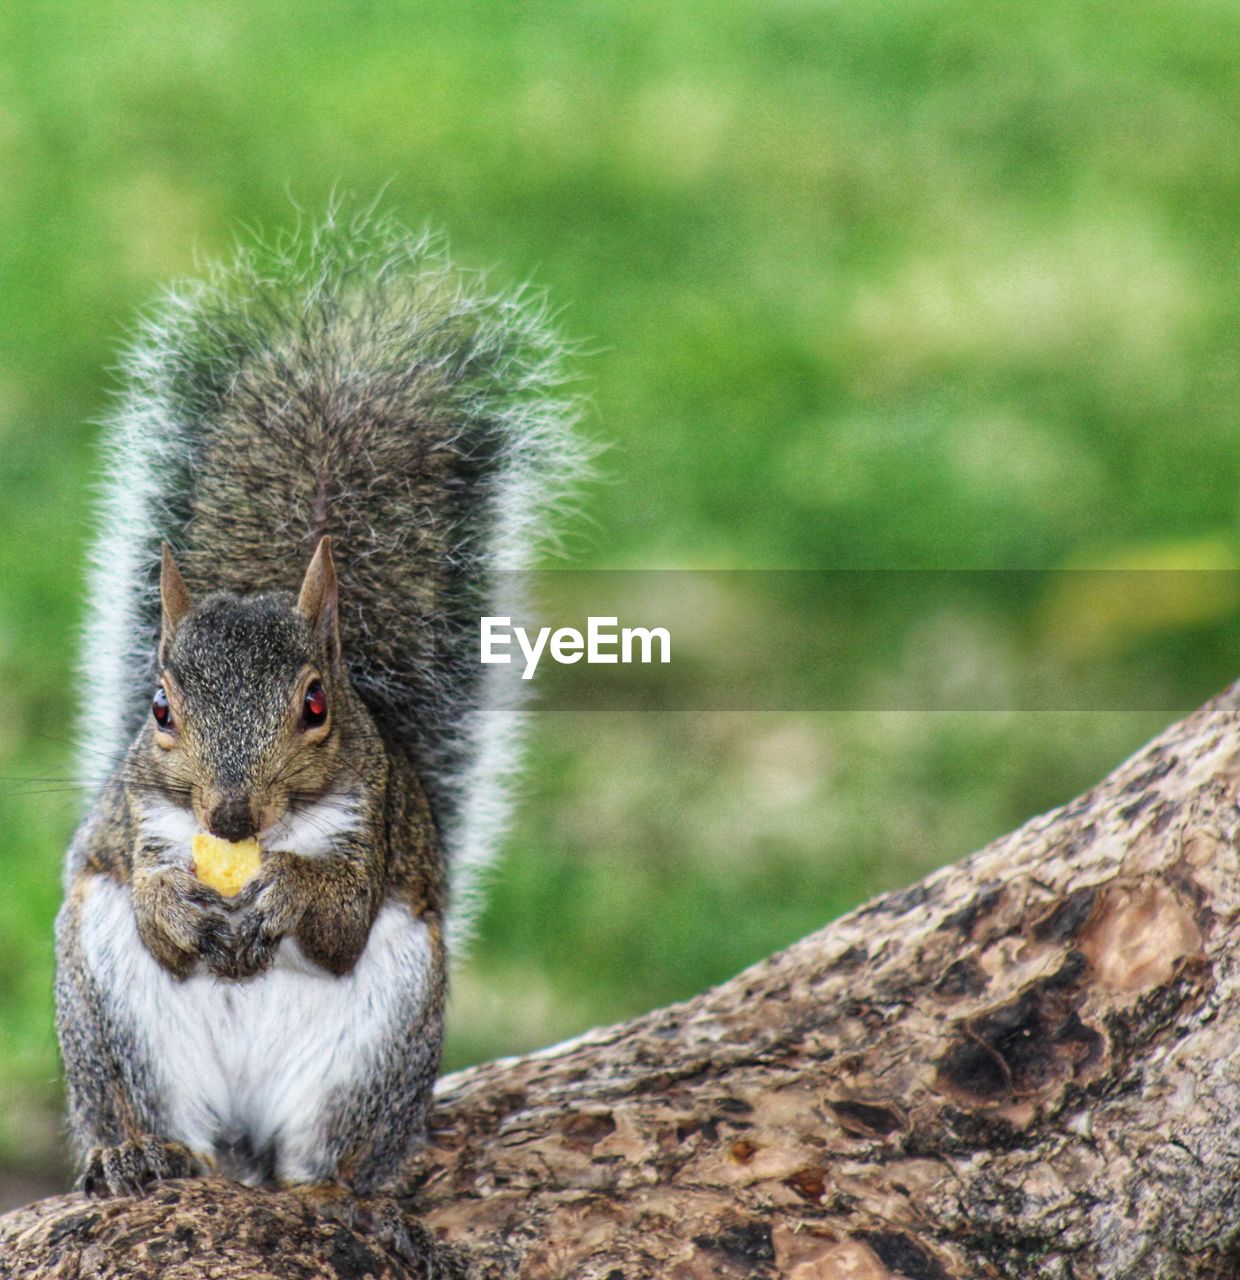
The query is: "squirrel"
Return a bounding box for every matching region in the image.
[54,211,584,1220]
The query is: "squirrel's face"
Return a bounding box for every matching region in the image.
[148,539,349,841]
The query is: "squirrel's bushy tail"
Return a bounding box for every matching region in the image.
[80,209,587,952]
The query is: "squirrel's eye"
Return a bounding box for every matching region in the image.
[152,686,173,730]
[303,680,328,728]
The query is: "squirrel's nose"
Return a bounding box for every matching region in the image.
[207,795,258,843]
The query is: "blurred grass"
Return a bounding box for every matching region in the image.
[0,0,1237,1177]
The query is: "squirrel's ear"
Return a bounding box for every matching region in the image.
[159,543,192,664]
[298,536,341,665]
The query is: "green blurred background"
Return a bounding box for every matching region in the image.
[1,0,1237,1198]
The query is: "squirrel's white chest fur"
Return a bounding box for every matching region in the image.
[79,875,433,1184]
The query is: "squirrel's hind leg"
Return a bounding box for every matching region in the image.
[58,870,214,1199]
[80,1136,212,1199]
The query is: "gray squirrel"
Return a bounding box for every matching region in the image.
[54,212,583,1216]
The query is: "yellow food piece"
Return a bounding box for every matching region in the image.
[191,833,262,897]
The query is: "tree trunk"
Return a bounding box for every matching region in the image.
[6,687,1240,1279]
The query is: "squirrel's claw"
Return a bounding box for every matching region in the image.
[80,1137,203,1199]
[217,860,302,979]
[197,911,237,975]
[211,913,280,980]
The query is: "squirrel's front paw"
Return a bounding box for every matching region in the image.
[81,1136,206,1199]
[132,867,231,979]
[212,856,303,979]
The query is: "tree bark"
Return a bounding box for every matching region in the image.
[6,688,1240,1279]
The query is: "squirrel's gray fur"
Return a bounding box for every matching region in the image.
[56,210,585,1216]
[79,208,584,953]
